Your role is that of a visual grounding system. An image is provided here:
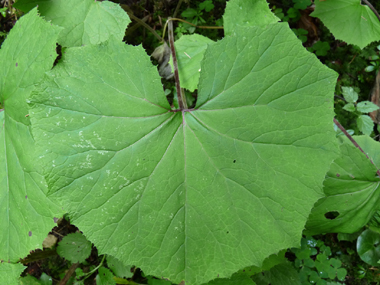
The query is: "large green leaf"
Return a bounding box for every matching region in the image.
[205,273,256,285]
[0,8,63,262]
[305,136,380,235]
[252,262,301,285]
[14,0,130,47]
[311,0,380,49]
[223,0,279,36]
[0,263,25,285]
[29,22,338,284]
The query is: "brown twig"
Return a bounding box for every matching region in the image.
[120,4,162,42]
[334,118,380,177]
[167,18,187,110]
[362,0,380,22]
[59,263,79,285]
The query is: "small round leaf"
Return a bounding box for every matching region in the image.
[57,233,92,263]
[357,229,380,266]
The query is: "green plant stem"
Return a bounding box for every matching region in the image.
[81,254,106,281]
[333,118,380,177]
[162,18,223,42]
[172,0,184,18]
[362,0,380,22]
[167,17,187,110]
[120,4,162,42]
[59,262,79,285]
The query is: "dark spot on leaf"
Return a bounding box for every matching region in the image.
[325,211,340,220]
[226,231,229,234]
[336,173,340,177]
[28,231,32,237]
[375,243,379,248]
[15,63,18,67]
[54,217,58,223]
[233,160,236,163]
[25,195,27,199]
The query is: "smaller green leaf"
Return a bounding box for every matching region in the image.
[57,233,92,263]
[304,258,315,268]
[181,8,198,18]
[341,86,358,103]
[199,0,214,12]
[39,273,52,285]
[357,115,374,135]
[287,8,299,19]
[311,0,380,49]
[329,258,341,268]
[343,103,356,112]
[106,255,133,279]
[292,0,311,10]
[336,268,347,281]
[312,41,330,56]
[365,65,376,72]
[357,101,380,113]
[173,34,214,92]
[308,271,321,283]
[357,229,380,266]
[96,267,116,285]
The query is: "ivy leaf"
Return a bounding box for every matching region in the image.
[311,0,380,49]
[0,8,63,262]
[223,0,279,36]
[29,22,338,284]
[14,0,130,47]
[357,115,374,135]
[357,101,380,113]
[173,34,214,92]
[305,136,380,235]
[0,263,25,284]
[57,233,92,263]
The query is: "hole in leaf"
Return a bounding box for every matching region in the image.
[15,62,18,67]
[25,195,27,199]
[28,231,32,237]
[53,44,63,67]
[325,211,340,220]
[336,173,340,177]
